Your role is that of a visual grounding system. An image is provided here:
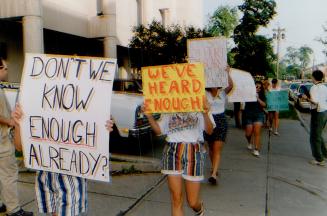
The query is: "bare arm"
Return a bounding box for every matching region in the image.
[142,105,162,135]
[11,104,23,151]
[202,98,213,134]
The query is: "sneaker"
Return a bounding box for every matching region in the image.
[0,204,6,213]
[208,176,217,185]
[309,160,326,167]
[269,127,273,132]
[6,209,33,216]
[274,131,279,136]
[252,150,260,157]
[194,202,204,216]
[247,144,253,150]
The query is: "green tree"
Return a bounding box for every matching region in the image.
[207,6,239,37]
[232,0,277,76]
[318,23,327,59]
[129,21,211,67]
[283,46,313,78]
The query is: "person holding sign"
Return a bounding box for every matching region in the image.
[244,81,266,157]
[204,66,233,185]
[268,79,280,135]
[142,103,214,216]
[0,59,33,216]
[11,104,114,216]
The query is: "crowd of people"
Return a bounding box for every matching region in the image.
[1,57,327,216]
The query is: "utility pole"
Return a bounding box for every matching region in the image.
[273,27,286,80]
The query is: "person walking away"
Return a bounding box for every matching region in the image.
[262,79,270,128]
[243,81,266,157]
[143,101,213,216]
[0,58,33,216]
[204,67,233,185]
[268,79,280,135]
[302,70,327,166]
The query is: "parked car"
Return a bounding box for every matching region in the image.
[288,82,300,101]
[294,83,313,110]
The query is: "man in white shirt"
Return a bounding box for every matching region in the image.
[303,70,327,166]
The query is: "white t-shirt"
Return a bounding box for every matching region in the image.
[206,90,226,114]
[310,83,327,112]
[158,113,213,143]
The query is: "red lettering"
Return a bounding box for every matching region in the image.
[159,81,166,94]
[190,96,201,110]
[144,99,152,113]
[169,81,180,94]
[192,79,202,93]
[148,82,157,94]
[186,64,196,77]
[181,98,189,110]
[161,66,169,79]
[148,68,159,79]
[154,98,162,111]
[175,65,187,78]
[181,80,190,93]
[163,98,170,111]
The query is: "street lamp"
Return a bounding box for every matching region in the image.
[273,27,286,80]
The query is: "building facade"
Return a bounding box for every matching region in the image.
[0,0,207,81]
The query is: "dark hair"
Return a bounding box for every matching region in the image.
[272,78,278,84]
[312,70,324,82]
[255,81,266,101]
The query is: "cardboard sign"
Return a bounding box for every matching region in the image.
[142,63,205,113]
[266,90,289,111]
[187,37,228,88]
[19,54,116,182]
[228,68,257,102]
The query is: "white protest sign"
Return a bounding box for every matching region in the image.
[19,53,116,182]
[187,37,228,88]
[228,68,257,102]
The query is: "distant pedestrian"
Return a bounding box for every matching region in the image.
[302,70,327,166]
[143,101,214,216]
[268,79,280,135]
[0,58,33,216]
[204,66,233,185]
[11,104,114,216]
[263,79,270,128]
[244,81,266,157]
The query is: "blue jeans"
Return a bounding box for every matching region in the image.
[310,110,327,162]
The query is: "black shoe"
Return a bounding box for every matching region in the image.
[208,176,217,185]
[6,209,33,216]
[0,204,6,213]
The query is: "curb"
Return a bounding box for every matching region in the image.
[111,154,161,173]
[294,108,310,133]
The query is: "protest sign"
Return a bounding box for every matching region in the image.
[142,63,205,113]
[266,90,289,111]
[19,53,116,182]
[187,37,228,88]
[228,68,257,102]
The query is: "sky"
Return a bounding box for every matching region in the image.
[204,0,327,65]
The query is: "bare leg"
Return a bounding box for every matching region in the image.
[167,175,184,216]
[274,112,279,132]
[210,141,224,177]
[253,123,262,150]
[245,125,254,144]
[185,180,202,213]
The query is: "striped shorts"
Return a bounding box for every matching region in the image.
[162,142,204,182]
[35,171,88,216]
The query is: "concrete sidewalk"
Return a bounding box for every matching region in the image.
[7,119,327,216]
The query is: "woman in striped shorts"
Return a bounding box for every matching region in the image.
[144,102,214,216]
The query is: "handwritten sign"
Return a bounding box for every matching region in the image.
[19,53,116,182]
[228,68,257,102]
[142,63,205,113]
[187,37,228,88]
[266,90,289,111]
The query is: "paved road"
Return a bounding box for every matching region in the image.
[296,109,327,140]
